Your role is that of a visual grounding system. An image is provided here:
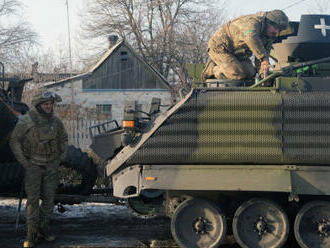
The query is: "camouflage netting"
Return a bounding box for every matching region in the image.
[57,145,97,195]
[0,163,24,194]
[127,89,330,165]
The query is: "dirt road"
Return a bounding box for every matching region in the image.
[0,198,175,248]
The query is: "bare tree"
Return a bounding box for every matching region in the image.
[0,0,38,71]
[8,35,85,83]
[79,0,227,88]
[166,8,227,87]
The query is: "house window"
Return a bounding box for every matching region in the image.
[120,51,128,61]
[96,104,112,114]
[55,104,69,111]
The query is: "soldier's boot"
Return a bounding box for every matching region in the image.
[23,226,38,248]
[37,221,56,242]
[201,59,216,81]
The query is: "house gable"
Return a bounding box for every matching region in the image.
[83,41,169,90]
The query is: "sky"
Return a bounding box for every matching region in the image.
[22,0,84,50]
[20,0,323,52]
[226,0,318,20]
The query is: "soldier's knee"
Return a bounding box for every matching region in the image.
[241,61,256,79]
[223,61,257,80]
[212,64,244,80]
[213,66,225,79]
[224,72,247,80]
[222,67,247,80]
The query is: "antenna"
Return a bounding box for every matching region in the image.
[282,0,309,10]
[66,0,74,103]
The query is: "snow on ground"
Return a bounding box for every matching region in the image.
[54,202,128,218]
[0,197,176,248]
[0,197,130,222]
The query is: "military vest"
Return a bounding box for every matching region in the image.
[22,110,61,165]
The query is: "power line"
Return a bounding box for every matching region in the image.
[282,0,310,10]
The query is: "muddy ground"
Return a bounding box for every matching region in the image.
[0,198,174,248]
[0,198,299,248]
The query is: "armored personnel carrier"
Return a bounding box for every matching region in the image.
[105,15,330,248]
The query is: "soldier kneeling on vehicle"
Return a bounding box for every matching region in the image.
[202,9,289,81]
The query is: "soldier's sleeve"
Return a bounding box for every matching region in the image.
[242,21,268,60]
[9,119,30,167]
[264,40,274,55]
[57,118,68,162]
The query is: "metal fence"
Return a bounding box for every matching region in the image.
[62,119,103,149]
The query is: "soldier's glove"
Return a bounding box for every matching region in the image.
[22,162,30,169]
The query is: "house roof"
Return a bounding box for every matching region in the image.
[46,40,172,91]
[44,72,89,88]
[87,41,123,73]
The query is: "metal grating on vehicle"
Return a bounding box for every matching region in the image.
[127,89,330,165]
[283,92,330,163]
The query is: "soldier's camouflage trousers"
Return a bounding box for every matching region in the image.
[206,48,256,80]
[24,161,59,230]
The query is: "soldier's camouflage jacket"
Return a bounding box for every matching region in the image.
[10,108,68,167]
[208,11,274,61]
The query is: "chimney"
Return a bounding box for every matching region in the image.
[31,62,39,82]
[32,62,38,74]
[108,35,119,48]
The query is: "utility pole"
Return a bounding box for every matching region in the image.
[66,0,74,103]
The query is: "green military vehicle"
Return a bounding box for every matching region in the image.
[101,15,330,248]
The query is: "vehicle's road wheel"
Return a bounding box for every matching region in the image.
[171,198,227,248]
[294,201,330,248]
[232,198,289,248]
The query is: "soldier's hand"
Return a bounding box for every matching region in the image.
[22,163,29,169]
[261,58,270,71]
[261,58,270,78]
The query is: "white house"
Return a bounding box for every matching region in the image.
[44,40,175,123]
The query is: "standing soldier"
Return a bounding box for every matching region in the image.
[10,91,68,248]
[202,9,289,81]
